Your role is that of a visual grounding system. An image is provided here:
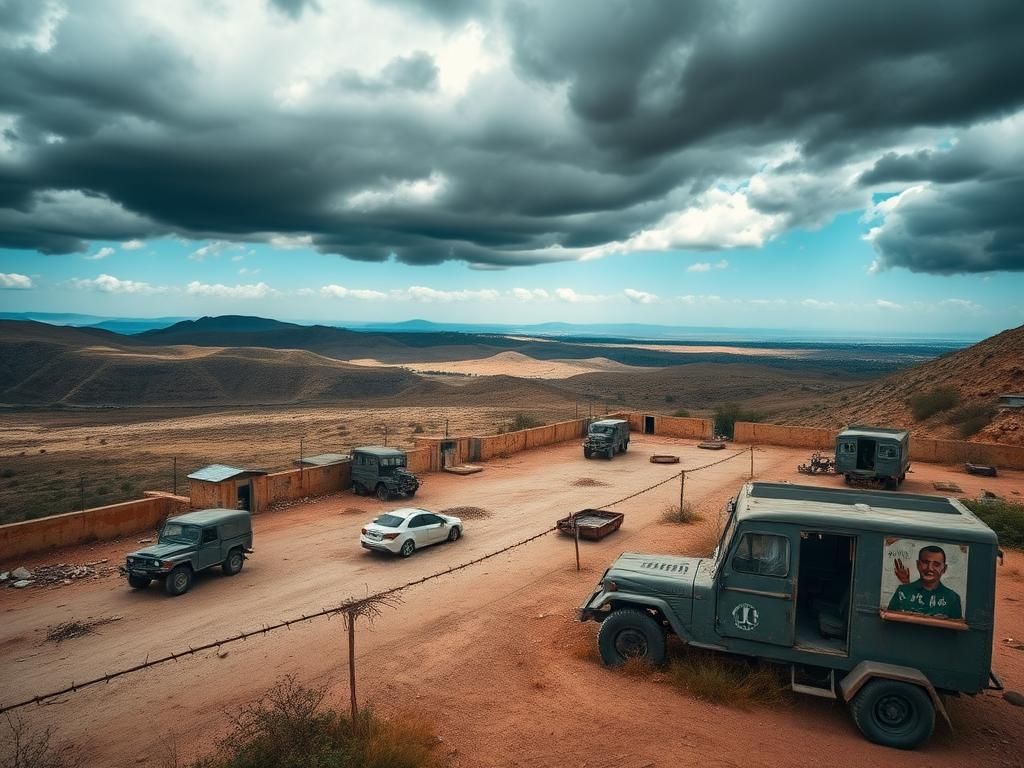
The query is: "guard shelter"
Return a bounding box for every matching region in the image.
[187,464,268,512]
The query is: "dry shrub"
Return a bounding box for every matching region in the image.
[667,647,786,709]
[0,715,82,768]
[618,656,657,679]
[660,502,698,525]
[568,632,602,664]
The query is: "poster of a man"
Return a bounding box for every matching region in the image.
[881,538,968,623]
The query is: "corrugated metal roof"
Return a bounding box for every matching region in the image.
[296,453,351,467]
[352,445,405,457]
[187,464,267,482]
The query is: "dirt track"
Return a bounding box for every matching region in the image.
[2,436,1023,768]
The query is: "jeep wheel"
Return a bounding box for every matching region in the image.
[447,526,461,543]
[400,539,415,558]
[128,574,150,589]
[621,442,628,453]
[222,548,244,576]
[164,566,193,597]
[353,482,365,496]
[606,448,614,460]
[597,608,667,666]
[584,448,593,459]
[850,679,935,750]
[376,484,390,502]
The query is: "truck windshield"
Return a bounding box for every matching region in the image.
[712,507,738,570]
[159,523,201,544]
[590,426,612,435]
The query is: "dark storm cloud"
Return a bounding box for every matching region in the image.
[1,0,1024,272]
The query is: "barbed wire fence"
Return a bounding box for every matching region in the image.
[0,446,754,716]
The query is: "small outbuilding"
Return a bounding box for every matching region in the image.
[187,464,268,512]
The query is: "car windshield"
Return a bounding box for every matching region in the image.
[373,514,405,528]
[159,523,201,544]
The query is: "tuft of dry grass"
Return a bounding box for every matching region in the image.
[660,502,699,525]
[667,647,787,709]
[679,526,721,558]
[618,656,658,679]
[0,714,82,768]
[45,616,122,644]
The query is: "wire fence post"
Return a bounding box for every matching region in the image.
[574,514,581,572]
[172,457,177,496]
[299,437,304,488]
[384,425,389,447]
[346,611,358,722]
[679,470,686,519]
[750,445,754,479]
[80,474,85,512]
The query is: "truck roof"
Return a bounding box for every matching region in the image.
[590,419,628,427]
[838,425,909,440]
[736,482,996,544]
[166,508,251,526]
[352,445,405,457]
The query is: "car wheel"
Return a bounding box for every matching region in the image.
[400,539,415,558]
[164,565,193,597]
[128,574,150,589]
[447,526,461,543]
[584,448,592,459]
[850,679,934,750]
[222,548,244,576]
[376,484,390,502]
[597,608,667,666]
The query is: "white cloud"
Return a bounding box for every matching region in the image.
[686,259,729,273]
[238,267,261,275]
[231,254,244,262]
[938,298,984,313]
[801,298,838,309]
[875,299,903,310]
[320,284,388,300]
[186,281,271,299]
[0,272,33,289]
[188,240,237,261]
[85,246,115,260]
[269,234,313,250]
[677,294,724,306]
[71,274,163,294]
[749,298,787,306]
[342,174,447,212]
[121,239,145,250]
[402,286,500,302]
[555,288,605,304]
[510,287,550,302]
[624,288,658,304]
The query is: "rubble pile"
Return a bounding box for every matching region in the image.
[1,559,115,589]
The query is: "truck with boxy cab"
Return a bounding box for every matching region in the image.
[835,425,910,488]
[578,482,1002,749]
[351,446,420,501]
[583,418,630,459]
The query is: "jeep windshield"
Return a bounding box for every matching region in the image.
[377,457,406,474]
[373,514,406,528]
[711,502,738,572]
[159,523,201,544]
[589,426,613,435]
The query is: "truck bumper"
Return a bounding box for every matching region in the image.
[578,587,608,622]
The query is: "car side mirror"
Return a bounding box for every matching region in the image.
[440,520,447,526]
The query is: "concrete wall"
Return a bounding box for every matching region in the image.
[733,421,1024,469]
[649,415,714,440]
[0,492,190,562]
[475,417,590,461]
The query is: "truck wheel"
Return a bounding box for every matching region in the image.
[606,447,614,459]
[584,448,592,459]
[400,539,415,558]
[164,566,193,597]
[850,679,935,750]
[128,574,150,589]
[222,548,244,576]
[376,484,390,502]
[353,482,365,496]
[597,608,667,666]
[884,476,898,490]
[621,441,628,453]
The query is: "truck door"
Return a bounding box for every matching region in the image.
[716,530,796,646]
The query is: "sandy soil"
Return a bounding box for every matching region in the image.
[349,351,655,379]
[3,437,1023,767]
[500,336,817,358]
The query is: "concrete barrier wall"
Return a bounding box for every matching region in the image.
[0,493,190,561]
[653,415,714,440]
[734,422,837,449]
[405,447,431,474]
[476,417,589,460]
[258,461,352,510]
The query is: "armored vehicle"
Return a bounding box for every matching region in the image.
[119,508,253,596]
[835,425,910,488]
[351,446,419,501]
[579,482,1001,749]
[583,418,630,459]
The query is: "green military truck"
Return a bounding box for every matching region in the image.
[583,418,630,459]
[351,446,420,501]
[579,482,1002,749]
[119,508,253,596]
[835,425,910,489]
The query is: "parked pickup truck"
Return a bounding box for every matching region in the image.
[119,508,253,596]
[579,482,1003,750]
[583,418,630,459]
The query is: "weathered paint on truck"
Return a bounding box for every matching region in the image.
[835,425,910,488]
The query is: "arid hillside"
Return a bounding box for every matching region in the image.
[776,324,1024,445]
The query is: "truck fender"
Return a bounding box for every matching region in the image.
[588,593,694,643]
[839,661,952,733]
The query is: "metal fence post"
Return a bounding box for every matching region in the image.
[173,457,177,496]
[574,514,581,572]
[679,470,686,517]
[750,445,754,479]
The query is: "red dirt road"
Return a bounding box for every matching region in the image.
[2,437,1023,767]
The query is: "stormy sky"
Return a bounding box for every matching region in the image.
[0,0,1022,331]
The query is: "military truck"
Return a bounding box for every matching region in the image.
[583,418,630,459]
[351,446,420,501]
[119,508,253,596]
[579,482,1002,749]
[835,425,910,489]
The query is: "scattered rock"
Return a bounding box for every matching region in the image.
[12,566,32,579]
[1004,691,1024,707]
[12,580,33,589]
[217,648,229,659]
[0,571,8,581]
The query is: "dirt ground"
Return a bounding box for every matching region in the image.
[2,436,1023,768]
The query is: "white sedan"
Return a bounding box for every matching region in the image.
[360,507,463,557]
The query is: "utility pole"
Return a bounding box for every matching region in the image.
[300,437,304,488]
[445,419,449,438]
[750,445,754,479]
[679,471,687,520]
[80,474,85,512]
[173,457,177,496]
[384,425,389,447]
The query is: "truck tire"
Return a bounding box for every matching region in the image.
[850,679,935,750]
[222,548,244,576]
[597,608,667,666]
[353,482,365,496]
[584,448,593,459]
[164,565,193,597]
[128,574,150,589]
[376,484,390,502]
[606,447,614,459]
[621,441,628,453]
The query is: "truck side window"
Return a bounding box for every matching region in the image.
[732,533,789,577]
[878,445,897,459]
[201,528,218,544]
[840,442,856,453]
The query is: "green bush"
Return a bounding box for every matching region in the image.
[907,386,959,421]
[505,413,542,432]
[961,499,1024,549]
[713,403,763,439]
[944,402,995,438]
[672,409,691,418]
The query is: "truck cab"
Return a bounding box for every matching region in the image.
[583,418,630,459]
[579,482,1001,750]
[351,446,419,501]
[835,425,910,488]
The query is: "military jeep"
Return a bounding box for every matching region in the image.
[119,508,253,596]
[583,418,630,459]
[351,446,419,501]
[579,482,1002,750]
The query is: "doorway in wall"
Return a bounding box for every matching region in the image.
[644,416,655,434]
[236,482,251,511]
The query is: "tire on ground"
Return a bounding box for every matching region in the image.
[850,678,935,750]
[164,565,193,597]
[597,607,667,666]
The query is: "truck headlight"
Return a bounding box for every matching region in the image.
[603,579,618,592]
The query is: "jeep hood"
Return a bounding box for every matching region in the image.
[128,542,191,560]
[605,553,703,598]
